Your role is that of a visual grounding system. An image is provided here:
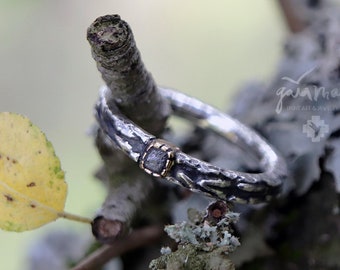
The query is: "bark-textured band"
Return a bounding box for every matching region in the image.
[95,86,287,204]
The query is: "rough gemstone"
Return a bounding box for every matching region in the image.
[143,147,168,174]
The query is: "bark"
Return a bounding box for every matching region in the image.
[87,15,170,243]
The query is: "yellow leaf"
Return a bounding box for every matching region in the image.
[0,112,67,232]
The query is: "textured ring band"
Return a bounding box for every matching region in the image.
[95,86,287,204]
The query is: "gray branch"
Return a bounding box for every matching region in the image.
[87,15,170,242]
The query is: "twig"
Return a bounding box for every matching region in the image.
[278,0,306,33]
[87,14,169,133]
[87,14,170,242]
[72,225,164,270]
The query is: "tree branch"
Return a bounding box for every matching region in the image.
[72,225,164,270]
[87,14,169,133]
[277,0,306,33]
[87,15,170,242]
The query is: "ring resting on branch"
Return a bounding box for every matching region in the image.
[95,85,287,204]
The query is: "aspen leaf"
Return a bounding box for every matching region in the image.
[0,112,67,232]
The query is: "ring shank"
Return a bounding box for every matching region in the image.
[96,86,287,204]
[159,88,277,172]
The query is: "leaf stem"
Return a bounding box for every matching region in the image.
[57,211,92,224]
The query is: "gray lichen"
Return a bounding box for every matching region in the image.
[150,203,239,270]
[149,244,235,270]
[164,213,240,252]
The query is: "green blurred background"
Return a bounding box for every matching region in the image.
[0,1,286,269]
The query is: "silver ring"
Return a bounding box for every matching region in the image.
[95,86,287,204]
